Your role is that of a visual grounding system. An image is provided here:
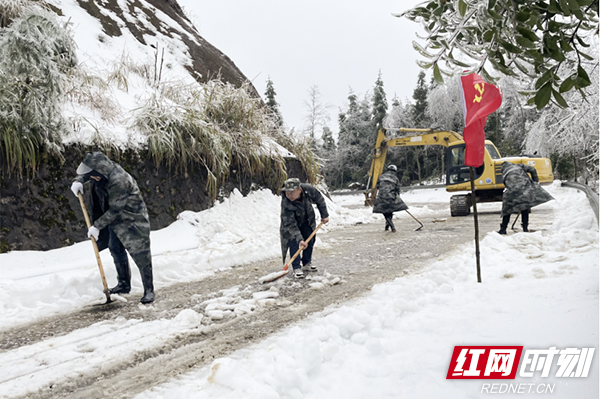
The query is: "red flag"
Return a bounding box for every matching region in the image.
[459,74,503,167]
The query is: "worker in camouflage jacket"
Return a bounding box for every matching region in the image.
[70,152,155,304]
[280,178,329,279]
[498,161,554,234]
[373,165,408,232]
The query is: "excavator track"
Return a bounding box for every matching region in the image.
[450,194,471,216]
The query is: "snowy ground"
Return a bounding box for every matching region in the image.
[0,184,597,398]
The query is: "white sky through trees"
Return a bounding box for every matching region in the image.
[182,0,424,136]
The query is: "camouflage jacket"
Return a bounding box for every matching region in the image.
[280,183,328,262]
[75,152,151,251]
[501,161,554,217]
[373,170,408,214]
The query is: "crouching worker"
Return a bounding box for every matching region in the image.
[280,178,329,279]
[70,152,155,304]
[373,165,408,232]
[498,161,554,235]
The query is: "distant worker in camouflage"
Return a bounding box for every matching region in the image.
[372,165,408,232]
[70,152,155,304]
[280,178,329,279]
[498,161,554,235]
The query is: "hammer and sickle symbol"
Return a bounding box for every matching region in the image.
[473,83,485,103]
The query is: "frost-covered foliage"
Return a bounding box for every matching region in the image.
[131,79,320,197]
[383,97,414,131]
[325,92,374,187]
[0,4,77,175]
[426,78,462,132]
[525,59,599,174]
[274,129,320,186]
[0,0,35,28]
[400,0,598,109]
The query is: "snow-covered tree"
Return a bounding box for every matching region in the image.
[0,4,77,175]
[372,71,388,132]
[398,0,598,109]
[264,77,283,127]
[426,77,462,132]
[337,91,374,185]
[320,126,336,153]
[384,95,414,130]
[303,85,330,148]
[525,56,599,181]
[412,71,428,128]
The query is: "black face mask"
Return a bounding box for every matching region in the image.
[83,170,104,180]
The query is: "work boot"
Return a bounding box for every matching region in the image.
[521,211,530,232]
[498,215,510,235]
[139,263,155,304]
[109,260,131,294]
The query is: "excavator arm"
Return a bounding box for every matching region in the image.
[365,128,464,205]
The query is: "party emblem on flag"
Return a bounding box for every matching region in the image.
[459,74,503,167]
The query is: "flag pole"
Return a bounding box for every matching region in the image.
[469,167,482,283]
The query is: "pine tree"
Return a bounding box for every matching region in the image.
[264,77,283,127]
[410,71,429,184]
[372,71,388,133]
[336,91,373,186]
[321,126,336,152]
[412,71,428,128]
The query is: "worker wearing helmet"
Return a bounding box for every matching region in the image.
[372,164,408,232]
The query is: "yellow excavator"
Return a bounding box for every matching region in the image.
[364,128,554,216]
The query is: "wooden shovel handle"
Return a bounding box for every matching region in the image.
[282,221,324,272]
[77,192,111,301]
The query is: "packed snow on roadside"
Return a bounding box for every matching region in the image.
[0,183,596,398]
[132,184,598,399]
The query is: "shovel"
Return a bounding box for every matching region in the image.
[77,192,113,304]
[259,221,324,284]
[405,210,424,231]
[511,213,520,230]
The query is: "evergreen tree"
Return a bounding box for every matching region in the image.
[320,126,336,152]
[264,77,283,127]
[412,71,428,128]
[372,71,388,133]
[336,91,373,186]
[410,71,430,183]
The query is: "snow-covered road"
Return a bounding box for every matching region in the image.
[0,184,597,399]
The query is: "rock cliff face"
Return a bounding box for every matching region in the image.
[0,149,305,252]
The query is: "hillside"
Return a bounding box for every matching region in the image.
[50,0,258,96]
[0,0,313,252]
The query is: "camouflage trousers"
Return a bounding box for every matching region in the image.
[109,223,152,269]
